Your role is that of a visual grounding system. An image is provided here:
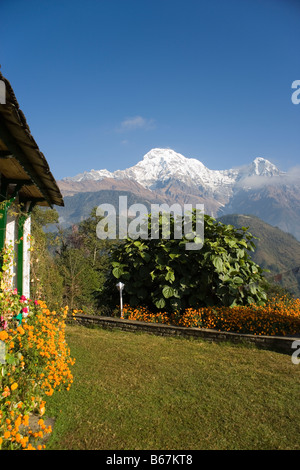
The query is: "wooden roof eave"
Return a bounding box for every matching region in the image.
[0,114,55,207]
[0,71,64,208]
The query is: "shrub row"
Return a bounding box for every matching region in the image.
[122,296,300,337]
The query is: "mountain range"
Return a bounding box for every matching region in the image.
[57,148,300,241]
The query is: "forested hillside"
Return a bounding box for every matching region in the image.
[218,214,300,298]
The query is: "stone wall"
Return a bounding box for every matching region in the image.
[69,314,299,355]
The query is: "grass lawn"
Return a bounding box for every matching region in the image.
[46,325,300,450]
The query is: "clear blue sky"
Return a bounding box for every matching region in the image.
[0,0,299,179]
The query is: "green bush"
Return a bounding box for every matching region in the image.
[103,211,267,311]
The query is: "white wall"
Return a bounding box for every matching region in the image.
[22,215,31,299]
[5,211,17,290]
[5,210,31,299]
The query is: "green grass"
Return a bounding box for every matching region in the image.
[46,325,300,450]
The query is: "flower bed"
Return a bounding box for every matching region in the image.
[122,296,300,337]
[0,296,75,450]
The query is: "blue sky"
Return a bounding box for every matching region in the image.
[0,0,299,179]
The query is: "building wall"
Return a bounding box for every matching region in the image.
[5,210,18,291]
[3,208,31,299]
[22,215,31,299]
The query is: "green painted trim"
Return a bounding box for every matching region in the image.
[0,201,9,252]
[0,180,25,265]
[0,197,17,252]
[0,178,9,251]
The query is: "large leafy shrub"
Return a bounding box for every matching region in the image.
[105,211,267,311]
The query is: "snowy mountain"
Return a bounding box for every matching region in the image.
[247,157,280,177]
[61,148,281,194]
[58,148,300,240]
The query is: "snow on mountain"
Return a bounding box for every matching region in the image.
[62,148,282,194]
[117,148,239,191]
[65,168,114,182]
[249,157,281,177]
[58,149,300,240]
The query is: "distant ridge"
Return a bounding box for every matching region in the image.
[218,214,300,298]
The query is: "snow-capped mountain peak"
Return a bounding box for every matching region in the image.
[122,148,211,189]
[62,148,282,193]
[249,157,281,177]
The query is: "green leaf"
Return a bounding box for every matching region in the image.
[212,256,223,272]
[162,285,174,298]
[6,353,17,366]
[249,283,257,295]
[111,261,121,267]
[169,253,181,260]
[112,267,123,279]
[224,237,237,248]
[155,298,166,309]
[140,251,151,262]
[232,276,244,285]
[165,270,175,282]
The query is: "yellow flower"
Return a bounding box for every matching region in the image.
[10,382,18,391]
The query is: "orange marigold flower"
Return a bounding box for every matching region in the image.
[17,326,25,335]
[0,330,8,341]
[2,386,10,397]
[25,443,36,450]
[23,415,29,426]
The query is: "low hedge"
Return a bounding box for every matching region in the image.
[122,296,300,337]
